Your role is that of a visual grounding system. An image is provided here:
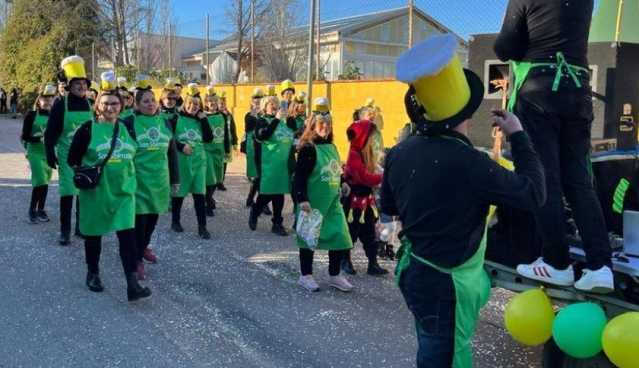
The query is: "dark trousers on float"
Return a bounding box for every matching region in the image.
[135,214,159,262]
[254,194,284,225]
[299,248,346,276]
[399,260,456,367]
[345,207,379,263]
[84,229,137,275]
[29,185,48,213]
[516,72,611,270]
[171,195,206,227]
[60,195,80,235]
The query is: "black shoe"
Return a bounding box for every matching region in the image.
[28,211,38,224]
[341,259,357,275]
[205,207,215,217]
[126,273,152,302]
[262,206,272,216]
[271,224,289,236]
[367,262,389,276]
[37,210,50,223]
[171,222,184,233]
[198,226,211,239]
[217,183,227,191]
[86,272,104,292]
[59,232,71,246]
[248,207,259,231]
[74,226,84,239]
[211,198,217,210]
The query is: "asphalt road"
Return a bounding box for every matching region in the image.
[0,116,541,367]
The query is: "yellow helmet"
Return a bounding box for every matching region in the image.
[184,83,200,97]
[60,55,87,81]
[312,97,330,113]
[279,79,295,95]
[100,71,118,92]
[41,84,57,97]
[251,87,265,98]
[266,84,277,96]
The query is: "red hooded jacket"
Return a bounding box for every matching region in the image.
[344,120,382,188]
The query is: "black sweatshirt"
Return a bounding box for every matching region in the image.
[254,115,296,177]
[494,0,593,67]
[21,109,49,143]
[44,93,92,165]
[293,136,332,203]
[221,111,238,148]
[381,130,545,269]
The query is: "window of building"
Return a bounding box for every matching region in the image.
[483,60,511,100]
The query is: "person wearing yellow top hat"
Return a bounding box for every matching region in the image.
[88,81,99,104]
[170,83,214,239]
[203,87,227,216]
[45,55,93,245]
[217,90,238,191]
[67,70,151,301]
[287,92,307,144]
[279,79,295,113]
[160,78,180,122]
[382,34,545,367]
[243,87,272,214]
[117,77,135,119]
[174,80,184,107]
[22,84,57,224]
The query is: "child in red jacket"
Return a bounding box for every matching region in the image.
[341,120,388,276]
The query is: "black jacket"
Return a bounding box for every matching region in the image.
[21,109,49,144]
[221,111,238,149]
[381,130,545,268]
[44,93,92,166]
[494,0,593,67]
[293,136,332,203]
[253,115,296,178]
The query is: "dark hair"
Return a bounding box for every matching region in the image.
[93,90,124,118]
[135,88,155,106]
[352,109,360,122]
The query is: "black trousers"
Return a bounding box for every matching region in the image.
[134,214,159,262]
[29,185,48,212]
[205,185,216,209]
[172,195,206,227]
[246,179,258,204]
[84,228,137,275]
[299,248,346,276]
[346,207,379,263]
[516,72,611,270]
[254,194,284,225]
[60,195,79,235]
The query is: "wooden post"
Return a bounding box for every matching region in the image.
[306,0,317,115]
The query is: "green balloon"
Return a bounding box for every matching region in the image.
[552,302,608,359]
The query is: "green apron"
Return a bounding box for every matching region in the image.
[295,116,306,131]
[26,112,53,187]
[507,52,590,112]
[120,107,134,119]
[174,114,206,197]
[296,144,353,251]
[160,109,177,122]
[204,113,226,186]
[246,131,258,179]
[260,117,294,194]
[133,114,172,214]
[57,97,92,196]
[79,121,137,236]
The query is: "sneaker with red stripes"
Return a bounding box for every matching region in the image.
[516,257,574,287]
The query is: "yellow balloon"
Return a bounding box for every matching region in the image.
[602,312,639,368]
[504,288,555,346]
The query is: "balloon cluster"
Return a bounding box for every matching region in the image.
[504,288,639,367]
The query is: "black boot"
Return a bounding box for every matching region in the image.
[198,225,211,239]
[217,183,227,191]
[341,257,357,275]
[37,210,50,222]
[171,197,184,232]
[126,273,152,302]
[271,223,289,236]
[59,232,71,246]
[205,207,215,217]
[367,261,389,276]
[28,210,38,224]
[86,271,104,292]
[248,205,259,231]
[171,221,184,233]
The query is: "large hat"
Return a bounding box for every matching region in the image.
[312,97,330,114]
[164,78,179,91]
[266,84,277,96]
[396,33,484,129]
[279,79,295,95]
[116,76,128,89]
[218,90,227,100]
[135,74,152,90]
[41,84,57,97]
[184,83,200,97]
[89,81,99,92]
[251,87,265,99]
[294,91,307,104]
[206,85,216,97]
[100,71,117,92]
[60,55,88,82]
[364,97,375,107]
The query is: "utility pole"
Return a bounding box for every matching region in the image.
[206,14,210,85]
[251,0,255,82]
[91,42,96,81]
[168,22,173,77]
[306,0,317,115]
[316,0,321,80]
[408,0,414,48]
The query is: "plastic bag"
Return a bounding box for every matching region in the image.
[296,209,323,249]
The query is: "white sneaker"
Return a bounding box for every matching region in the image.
[329,275,353,292]
[574,266,614,293]
[298,275,320,292]
[516,258,575,287]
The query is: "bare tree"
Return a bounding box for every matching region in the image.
[226,0,268,83]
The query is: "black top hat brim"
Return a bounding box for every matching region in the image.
[422,68,485,130]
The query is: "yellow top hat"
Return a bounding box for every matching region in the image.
[266,84,277,96]
[60,55,87,81]
[279,79,295,95]
[90,81,99,92]
[364,97,375,107]
[294,91,307,104]
[164,78,179,91]
[41,84,57,97]
[312,97,330,113]
[100,71,117,92]
[116,76,128,89]
[185,83,200,97]
[251,87,265,98]
[206,85,216,97]
[396,33,483,128]
[135,74,152,90]
[218,90,227,100]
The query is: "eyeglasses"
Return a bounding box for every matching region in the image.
[313,111,330,117]
[101,102,121,108]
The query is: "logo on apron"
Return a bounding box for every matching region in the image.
[320,159,342,184]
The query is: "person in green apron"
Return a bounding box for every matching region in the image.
[203,92,227,216]
[386,34,545,367]
[122,84,179,280]
[286,94,307,146]
[118,87,134,120]
[293,112,354,292]
[170,84,214,239]
[22,84,57,224]
[45,55,93,245]
[67,78,152,302]
[243,88,264,208]
[159,78,180,122]
[217,92,237,191]
[279,79,295,113]
[495,0,614,292]
[249,95,295,236]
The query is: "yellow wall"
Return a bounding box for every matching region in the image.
[155,80,410,159]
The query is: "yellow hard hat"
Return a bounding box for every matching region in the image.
[100,71,117,92]
[41,84,57,97]
[279,79,295,95]
[251,87,265,98]
[312,97,330,113]
[60,55,87,81]
[185,83,200,97]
